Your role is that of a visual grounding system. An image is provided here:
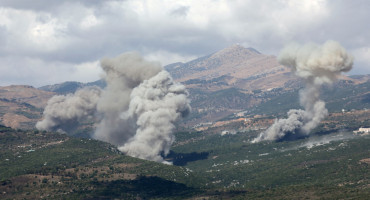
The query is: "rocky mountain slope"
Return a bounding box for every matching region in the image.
[165,45,369,125]
[0,45,368,199]
[1,45,369,129]
[166,44,368,91]
[0,85,55,129]
[165,44,295,91]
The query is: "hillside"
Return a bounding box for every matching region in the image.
[0,86,55,129]
[165,44,295,91]
[170,127,370,199]
[0,80,106,130]
[165,45,370,125]
[1,112,369,199]
[0,44,369,198]
[0,126,203,199]
[181,79,370,127]
[39,80,106,94]
[166,45,369,91]
[2,45,370,130]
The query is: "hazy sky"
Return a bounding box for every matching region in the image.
[0,0,369,87]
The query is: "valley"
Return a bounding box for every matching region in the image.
[0,45,369,199]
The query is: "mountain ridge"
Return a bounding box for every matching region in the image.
[0,85,55,129]
[39,79,106,94]
[0,45,369,129]
[165,44,295,91]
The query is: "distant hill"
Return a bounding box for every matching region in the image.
[0,46,369,199]
[165,44,295,91]
[0,85,55,129]
[38,81,83,94]
[164,45,370,125]
[1,45,369,129]
[249,79,370,117]
[0,80,106,130]
[165,45,369,91]
[39,79,106,94]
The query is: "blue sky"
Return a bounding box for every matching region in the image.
[0,0,369,86]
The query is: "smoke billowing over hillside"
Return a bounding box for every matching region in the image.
[35,87,101,133]
[36,52,191,163]
[253,40,353,143]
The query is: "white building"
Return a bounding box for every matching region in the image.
[359,128,370,133]
[354,128,370,135]
[221,130,236,136]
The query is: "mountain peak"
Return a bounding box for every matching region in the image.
[246,47,261,54]
[226,44,245,50]
[211,44,261,59]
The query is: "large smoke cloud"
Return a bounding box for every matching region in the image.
[93,52,163,147]
[35,87,101,133]
[119,71,190,162]
[36,52,191,163]
[253,40,353,143]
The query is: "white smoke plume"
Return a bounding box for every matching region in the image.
[119,71,190,162]
[36,87,101,133]
[93,52,163,146]
[36,52,191,163]
[253,40,353,143]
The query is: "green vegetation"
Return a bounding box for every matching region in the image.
[15,110,41,119]
[249,80,370,117]
[189,88,252,110]
[0,127,206,199]
[169,129,370,199]
[323,80,370,112]
[0,123,369,199]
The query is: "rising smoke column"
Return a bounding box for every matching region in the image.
[36,86,101,133]
[36,52,190,163]
[119,71,191,162]
[93,52,190,163]
[253,40,353,143]
[93,52,163,146]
